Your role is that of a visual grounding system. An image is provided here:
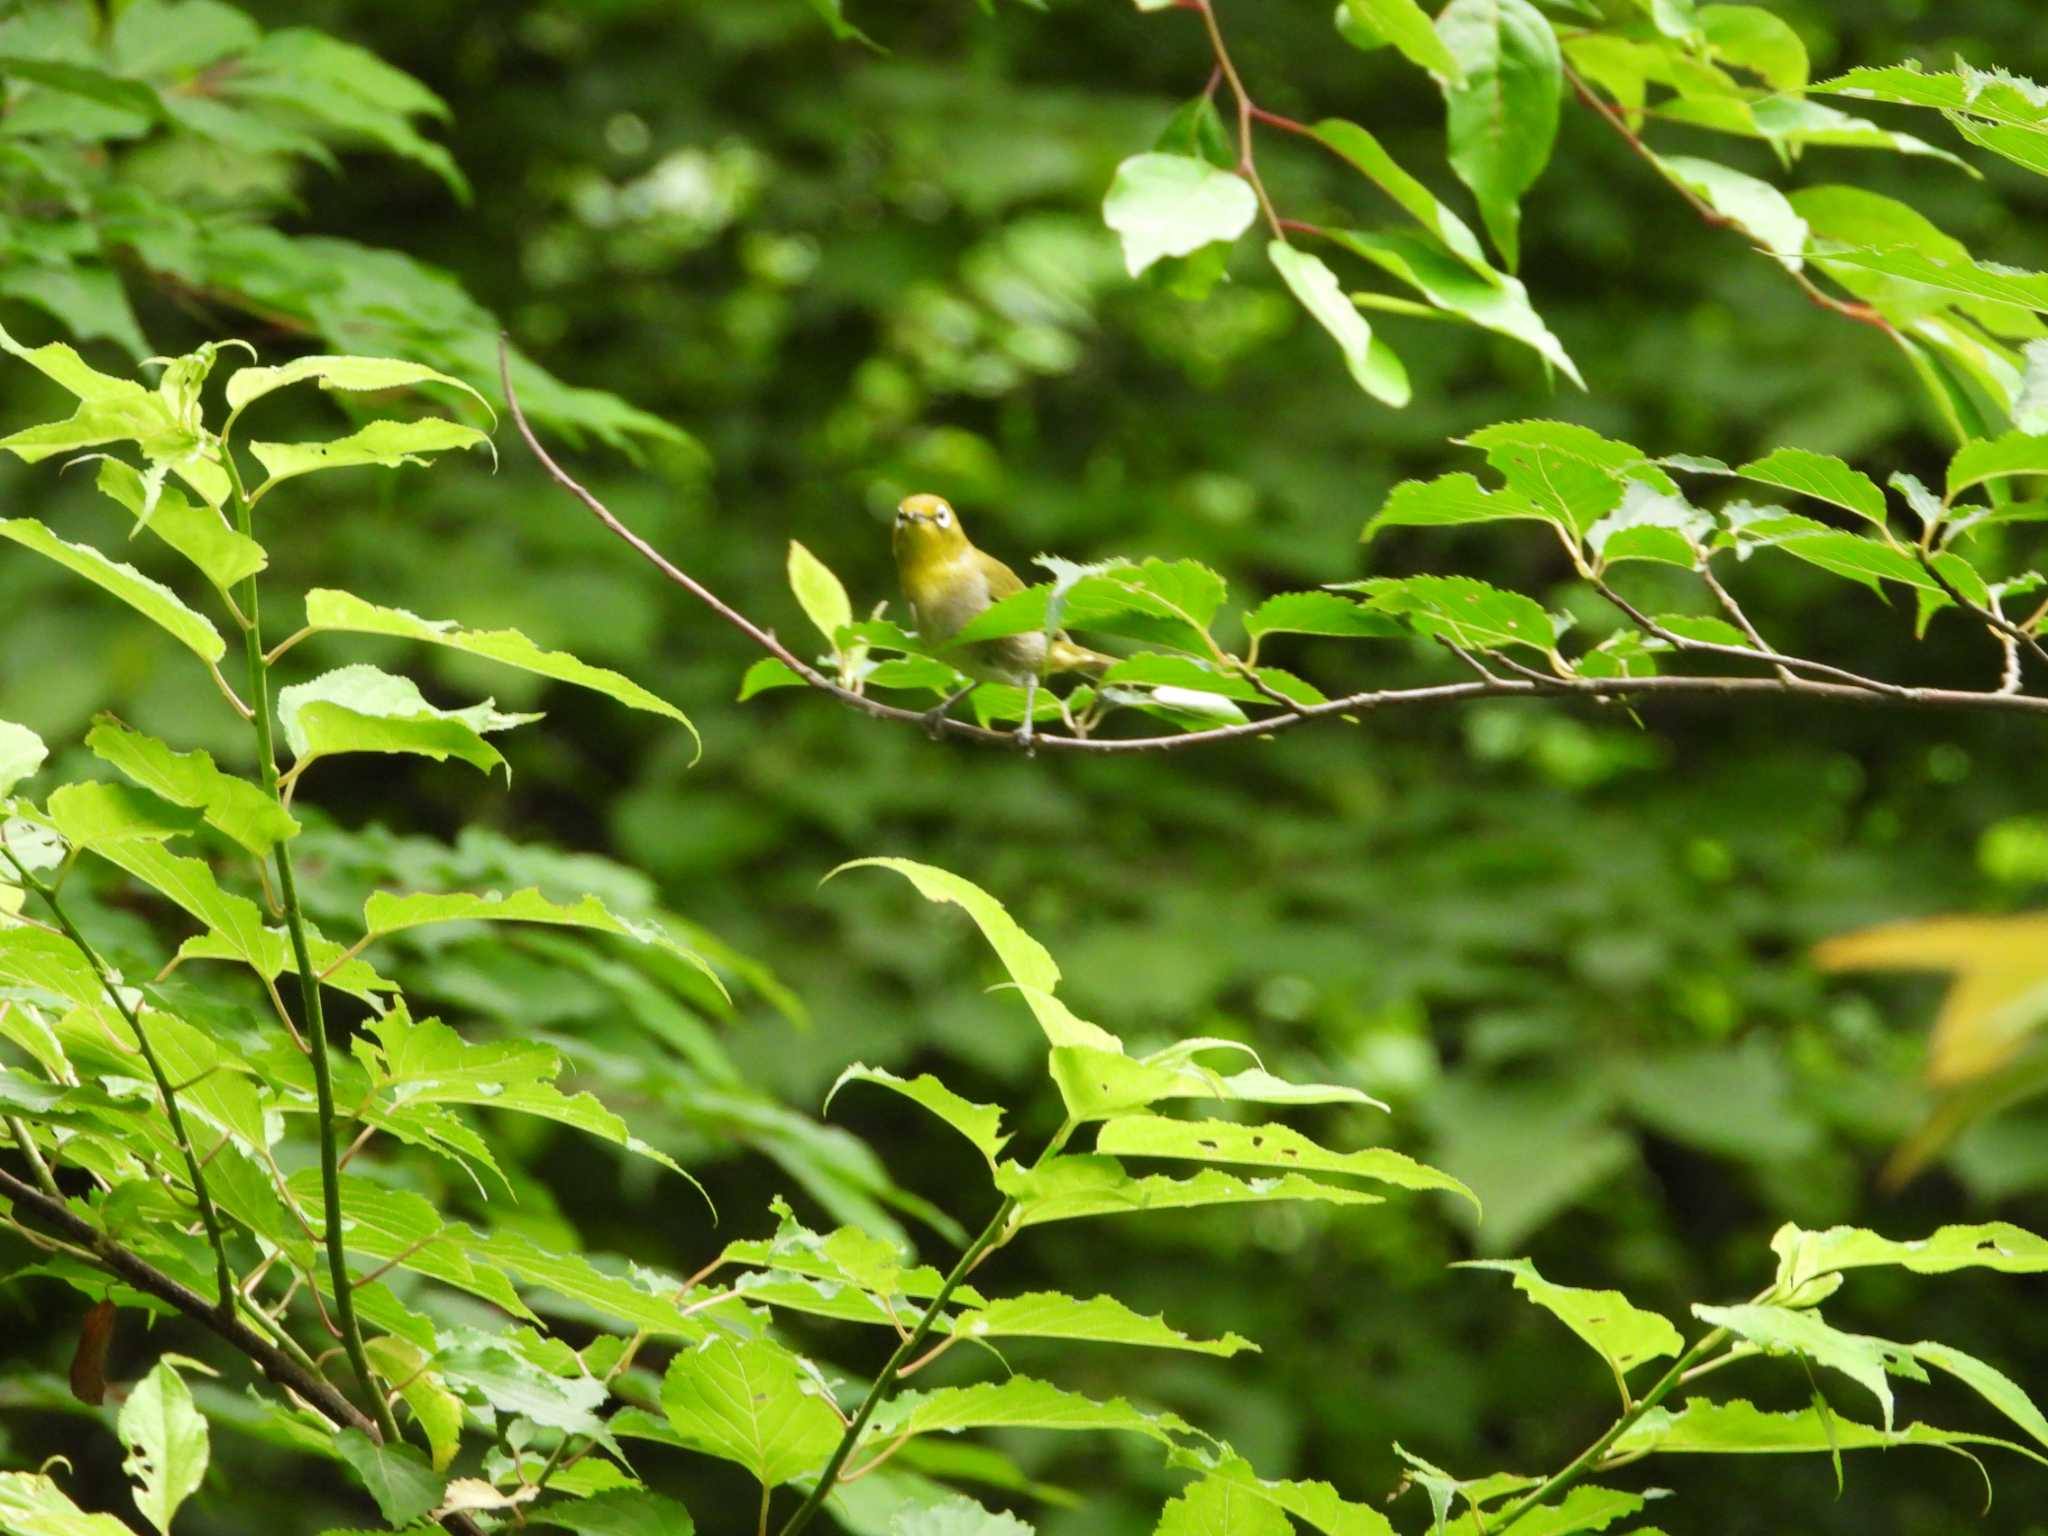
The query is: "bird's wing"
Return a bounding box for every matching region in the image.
[973,548,1028,600]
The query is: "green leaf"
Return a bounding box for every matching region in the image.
[302,589,694,738]
[362,1336,464,1472]
[277,664,540,779]
[825,1065,1009,1166]
[1242,592,1404,640]
[0,1472,139,1536]
[1765,531,1938,597]
[1907,1340,2048,1451]
[946,1290,1254,1357]
[1655,614,1753,647]
[1095,1115,1477,1211]
[787,540,855,650]
[1657,156,1807,257]
[118,1357,211,1536]
[364,887,717,988]
[1341,0,1463,83]
[43,780,203,846]
[1268,242,1409,406]
[249,416,490,495]
[720,1195,947,1301]
[1693,1303,1925,1428]
[224,352,492,419]
[1436,0,1562,269]
[361,1008,703,1192]
[1165,1452,1397,1536]
[828,856,1061,1006]
[334,1428,447,1527]
[739,657,808,700]
[1815,246,2048,317]
[529,1490,698,1536]
[1949,432,2048,503]
[1322,230,1581,384]
[1048,1045,1381,1122]
[802,0,877,45]
[1588,485,1709,569]
[1771,1221,2048,1291]
[0,520,225,663]
[1734,449,1889,528]
[92,459,267,590]
[1157,1477,1292,1536]
[0,721,48,797]
[1310,120,1491,271]
[1096,655,1325,708]
[1362,473,1553,540]
[1460,1259,1683,1381]
[1817,62,2048,134]
[1104,155,1259,278]
[1612,1396,2047,1463]
[886,1497,1032,1536]
[1349,575,1557,656]
[87,718,299,856]
[997,1154,1385,1227]
[436,1330,615,1447]
[1468,420,1677,531]
[660,1335,841,1488]
[1699,5,1807,91]
[864,1375,1193,1447]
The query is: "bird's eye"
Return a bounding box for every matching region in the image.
[935,508,951,527]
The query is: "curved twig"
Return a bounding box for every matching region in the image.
[499,343,2048,748]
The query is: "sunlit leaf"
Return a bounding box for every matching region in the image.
[1268,241,1409,406]
[118,1356,210,1536]
[825,1064,1009,1166]
[1104,155,1259,279]
[0,519,225,663]
[997,1154,1385,1227]
[1460,1259,1683,1381]
[660,1335,841,1487]
[87,718,299,856]
[249,416,490,494]
[1435,0,1562,270]
[1096,1115,1476,1210]
[278,664,540,778]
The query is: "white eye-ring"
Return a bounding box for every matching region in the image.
[934,507,951,526]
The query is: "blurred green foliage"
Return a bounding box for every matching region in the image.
[7,1,2048,1532]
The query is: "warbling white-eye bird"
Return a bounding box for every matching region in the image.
[893,492,1112,743]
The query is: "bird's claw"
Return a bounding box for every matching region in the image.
[920,703,951,740]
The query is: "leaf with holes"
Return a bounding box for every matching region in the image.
[1096,1115,1475,1211]
[1461,1259,1684,1382]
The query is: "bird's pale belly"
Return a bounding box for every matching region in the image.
[909,558,1046,685]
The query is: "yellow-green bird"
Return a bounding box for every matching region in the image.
[893,492,1111,740]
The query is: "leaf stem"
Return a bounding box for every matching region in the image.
[778,1117,1074,1536]
[228,486,401,1445]
[1186,0,1284,240]
[1,844,237,1316]
[1488,1326,1728,1534]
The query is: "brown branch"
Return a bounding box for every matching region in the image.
[1564,65,1897,339]
[0,1165,490,1535]
[500,343,2048,749]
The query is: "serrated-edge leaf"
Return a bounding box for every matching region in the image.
[824,1064,1009,1165]
[302,589,694,743]
[0,519,225,662]
[1095,1114,1477,1212]
[1459,1258,1684,1379]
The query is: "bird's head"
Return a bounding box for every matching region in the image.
[893,493,969,566]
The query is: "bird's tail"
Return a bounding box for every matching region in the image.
[1048,638,1115,677]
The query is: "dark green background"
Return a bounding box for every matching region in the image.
[6,1,2048,1530]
